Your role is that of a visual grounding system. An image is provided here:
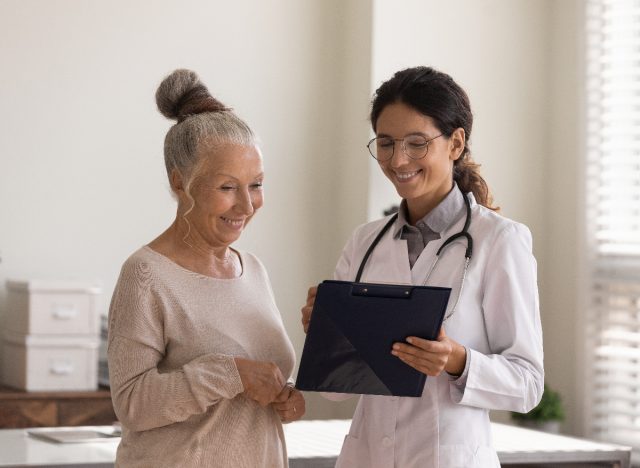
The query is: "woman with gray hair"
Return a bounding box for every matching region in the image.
[107,69,304,468]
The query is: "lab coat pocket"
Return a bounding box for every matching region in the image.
[439,444,499,468]
[335,434,371,468]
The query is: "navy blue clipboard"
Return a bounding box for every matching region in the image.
[295,280,451,397]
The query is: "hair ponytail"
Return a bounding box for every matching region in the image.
[454,155,497,210]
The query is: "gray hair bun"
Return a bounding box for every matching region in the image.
[155,69,229,121]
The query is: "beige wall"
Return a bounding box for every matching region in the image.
[545,0,583,436]
[0,0,587,432]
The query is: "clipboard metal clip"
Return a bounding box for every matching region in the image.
[351,283,413,299]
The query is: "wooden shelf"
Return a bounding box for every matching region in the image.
[0,385,117,428]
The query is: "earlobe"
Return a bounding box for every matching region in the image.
[170,169,185,194]
[450,128,466,161]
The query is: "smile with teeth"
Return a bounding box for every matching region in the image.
[395,169,422,181]
[221,216,245,228]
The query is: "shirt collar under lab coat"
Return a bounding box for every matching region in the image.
[393,182,466,239]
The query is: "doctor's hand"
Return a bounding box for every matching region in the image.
[301,286,318,334]
[391,328,467,377]
[272,384,306,423]
[234,358,286,407]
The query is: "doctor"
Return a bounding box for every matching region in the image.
[301,66,544,467]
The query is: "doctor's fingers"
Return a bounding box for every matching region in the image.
[394,351,448,376]
[301,286,318,333]
[306,286,318,305]
[392,342,451,365]
[392,345,449,365]
[301,305,313,333]
[401,336,452,354]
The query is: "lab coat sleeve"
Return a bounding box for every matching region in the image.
[450,223,544,413]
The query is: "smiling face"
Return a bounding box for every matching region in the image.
[177,143,264,250]
[375,101,464,221]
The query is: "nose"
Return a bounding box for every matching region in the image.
[235,188,254,216]
[388,141,411,169]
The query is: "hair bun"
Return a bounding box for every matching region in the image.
[156,69,229,121]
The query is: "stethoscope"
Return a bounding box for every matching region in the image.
[355,187,473,321]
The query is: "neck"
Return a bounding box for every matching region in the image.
[406,182,455,225]
[171,219,230,260]
[149,219,241,279]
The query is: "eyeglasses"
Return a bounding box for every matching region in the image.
[367,134,443,161]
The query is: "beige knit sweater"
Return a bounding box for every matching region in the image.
[107,246,295,468]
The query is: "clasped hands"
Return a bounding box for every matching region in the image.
[301,286,467,377]
[234,358,305,423]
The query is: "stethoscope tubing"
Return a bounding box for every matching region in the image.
[356,188,473,321]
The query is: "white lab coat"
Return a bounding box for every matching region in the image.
[331,193,544,468]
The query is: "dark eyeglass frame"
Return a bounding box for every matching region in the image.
[367,134,444,161]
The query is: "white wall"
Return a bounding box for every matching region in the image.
[0,0,367,419]
[0,0,587,432]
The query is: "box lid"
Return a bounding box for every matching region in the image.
[6,279,102,295]
[2,331,101,348]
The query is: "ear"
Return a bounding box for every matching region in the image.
[170,168,185,195]
[449,128,466,161]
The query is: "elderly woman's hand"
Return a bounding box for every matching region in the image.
[301,286,317,333]
[234,358,286,406]
[272,384,305,423]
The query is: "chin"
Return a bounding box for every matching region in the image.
[393,185,422,200]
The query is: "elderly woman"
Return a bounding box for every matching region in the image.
[107,69,304,468]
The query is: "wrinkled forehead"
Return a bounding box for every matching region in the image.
[196,142,263,177]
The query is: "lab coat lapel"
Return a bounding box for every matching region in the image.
[364,230,412,285]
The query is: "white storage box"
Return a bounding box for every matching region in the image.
[1,332,99,391]
[5,280,101,336]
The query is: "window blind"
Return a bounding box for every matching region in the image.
[585,0,640,450]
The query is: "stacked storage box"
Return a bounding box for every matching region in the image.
[1,280,101,391]
[98,314,110,387]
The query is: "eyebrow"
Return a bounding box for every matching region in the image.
[376,131,430,138]
[214,172,264,181]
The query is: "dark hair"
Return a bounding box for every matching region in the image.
[370,66,497,210]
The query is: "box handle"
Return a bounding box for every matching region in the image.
[50,361,75,375]
[51,305,78,320]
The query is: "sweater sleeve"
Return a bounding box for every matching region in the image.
[107,259,244,432]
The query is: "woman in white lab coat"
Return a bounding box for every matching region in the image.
[301,66,544,467]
